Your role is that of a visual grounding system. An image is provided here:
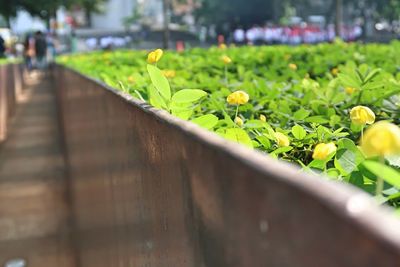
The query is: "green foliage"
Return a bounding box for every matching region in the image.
[58,42,400,212]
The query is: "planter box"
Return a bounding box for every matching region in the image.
[54,65,400,267]
[0,64,22,143]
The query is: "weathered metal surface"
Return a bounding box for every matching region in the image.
[0,65,9,142]
[6,65,16,118]
[55,65,400,267]
[12,64,24,102]
[0,64,21,143]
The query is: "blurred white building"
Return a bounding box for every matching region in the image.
[91,0,163,30]
[91,0,135,30]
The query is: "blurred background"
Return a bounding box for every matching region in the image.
[0,0,400,56]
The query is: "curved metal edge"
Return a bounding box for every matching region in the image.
[55,63,400,250]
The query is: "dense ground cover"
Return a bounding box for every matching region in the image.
[58,41,400,212]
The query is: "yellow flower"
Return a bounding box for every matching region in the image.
[221,55,232,64]
[331,68,339,76]
[234,117,244,127]
[361,121,400,157]
[219,43,227,49]
[226,90,249,105]
[162,70,176,78]
[260,114,266,122]
[289,63,297,71]
[274,132,290,147]
[127,76,135,83]
[350,106,375,126]
[147,49,163,64]
[345,87,356,95]
[312,142,337,161]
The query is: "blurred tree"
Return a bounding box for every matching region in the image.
[122,5,143,30]
[18,0,66,26]
[194,0,275,32]
[76,0,107,27]
[162,0,170,49]
[377,0,400,21]
[0,0,19,28]
[335,0,342,37]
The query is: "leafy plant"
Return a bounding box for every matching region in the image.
[58,42,400,213]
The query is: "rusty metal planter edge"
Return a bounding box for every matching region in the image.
[54,63,400,267]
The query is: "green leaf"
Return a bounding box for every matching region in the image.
[171,89,207,103]
[363,68,381,84]
[308,159,326,170]
[335,149,357,176]
[244,120,266,129]
[293,108,311,120]
[191,114,219,129]
[170,102,193,120]
[338,73,361,88]
[147,64,171,101]
[305,116,329,124]
[387,155,400,168]
[148,85,168,110]
[363,161,400,188]
[334,138,365,176]
[224,128,253,148]
[271,146,293,155]
[256,135,271,149]
[291,125,307,140]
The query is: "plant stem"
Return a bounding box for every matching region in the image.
[233,105,240,128]
[375,156,385,197]
[360,125,364,144]
[224,65,228,86]
[356,90,363,105]
[235,105,239,119]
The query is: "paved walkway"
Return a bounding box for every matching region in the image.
[0,73,75,267]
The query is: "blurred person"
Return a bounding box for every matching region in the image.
[46,33,57,63]
[70,30,78,53]
[246,26,256,45]
[354,25,363,40]
[34,31,47,69]
[0,35,5,58]
[263,25,273,44]
[85,38,98,50]
[24,34,35,71]
[199,26,207,43]
[233,26,245,45]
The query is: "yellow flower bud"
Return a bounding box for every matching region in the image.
[219,43,227,49]
[350,106,375,126]
[226,90,249,105]
[345,87,356,95]
[234,117,244,127]
[312,142,337,161]
[274,132,290,147]
[289,63,297,71]
[260,114,266,122]
[127,76,135,83]
[147,49,163,64]
[331,68,339,76]
[221,55,232,64]
[361,121,400,157]
[162,70,176,78]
